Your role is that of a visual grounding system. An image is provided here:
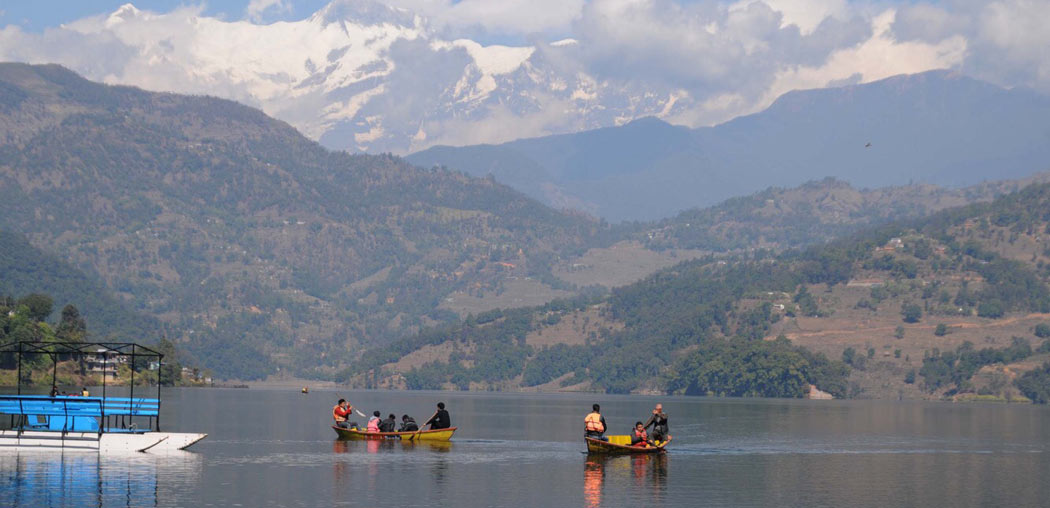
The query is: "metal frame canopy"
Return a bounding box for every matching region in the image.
[0,341,164,426]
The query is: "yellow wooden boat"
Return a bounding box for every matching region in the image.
[585,435,671,454]
[332,426,456,441]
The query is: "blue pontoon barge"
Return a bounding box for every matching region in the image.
[0,341,206,452]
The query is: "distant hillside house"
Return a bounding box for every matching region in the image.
[85,349,127,379]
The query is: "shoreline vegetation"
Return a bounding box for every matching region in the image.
[0,292,204,388]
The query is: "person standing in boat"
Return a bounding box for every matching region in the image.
[332,399,352,428]
[585,404,608,441]
[424,402,451,430]
[643,403,669,444]
[631,421,653,447]
[399,414,419,432]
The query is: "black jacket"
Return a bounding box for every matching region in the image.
[426,409,451,429]
[399,418,419,432]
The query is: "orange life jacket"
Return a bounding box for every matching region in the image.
[585,412,604,432]
[333,405,348,422]
[634,428,648,446]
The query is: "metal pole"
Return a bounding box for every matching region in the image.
[157,352,163,432]
[16,342,22,396]
[101,350,107,431]
[51,350,58,395]
[129,345,136,430]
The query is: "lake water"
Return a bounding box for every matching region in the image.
[2,388,1049,507]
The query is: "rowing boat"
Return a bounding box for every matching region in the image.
[585,435,671,454]
[331,426,456,441]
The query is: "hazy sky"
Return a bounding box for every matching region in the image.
[2,1,1047,150]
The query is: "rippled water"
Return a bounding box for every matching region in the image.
[2,388,1049,507]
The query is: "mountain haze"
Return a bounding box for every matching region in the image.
[409,71,1050,221]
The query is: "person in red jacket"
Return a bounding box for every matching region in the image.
[631,421,652,447]
[332,399,352,428]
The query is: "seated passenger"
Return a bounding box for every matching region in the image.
[584,404,607,441]
[379,413,397,433]
[367,411,382,433]
[399,415,419,432]
[631,421,652,447]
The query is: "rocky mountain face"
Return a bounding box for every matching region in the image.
[409,71,1050,221]
[63,1,690,156]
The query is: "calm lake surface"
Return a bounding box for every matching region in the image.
[2,388,1049,507]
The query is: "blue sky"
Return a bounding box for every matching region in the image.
[0,1,330,31]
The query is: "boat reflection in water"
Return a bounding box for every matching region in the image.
[584,452,669,507]
[331,436,453,493]
[1,450,202,507]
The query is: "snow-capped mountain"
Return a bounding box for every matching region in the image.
[36,1,693,154]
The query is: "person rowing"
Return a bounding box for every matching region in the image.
[643,403,669,444]
[332,398,353,428]
[424,402,451,430]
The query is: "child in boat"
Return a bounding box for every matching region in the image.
[367,411,382,432]
[399,415,419,432]
[631,421,653,447]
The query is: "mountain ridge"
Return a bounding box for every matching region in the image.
[0,62,606,379]
[409,70,1050,221]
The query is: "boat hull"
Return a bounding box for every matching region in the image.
[0,430,208,453]
[585,436,670,454]
[332,426,456,441]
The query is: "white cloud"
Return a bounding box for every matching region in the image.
[381,0,585,36]
[0,0,1047,152]
[246,0,293,23]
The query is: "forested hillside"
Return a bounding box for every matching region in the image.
[0,231,163,340]
[350,183,1050,401]
[641,175,1050,252]
[0,63,607,379]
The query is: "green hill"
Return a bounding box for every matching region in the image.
[0,63,606,379]
[349,183,1050,401]
[0,230,163,340]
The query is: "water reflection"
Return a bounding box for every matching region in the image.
[0,451,201,507]
[583,456,605,508]
[584,453,669,507]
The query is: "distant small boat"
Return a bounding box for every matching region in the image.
[585,435,671,454]
[301,387,309,394]
[332,426,456,441]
